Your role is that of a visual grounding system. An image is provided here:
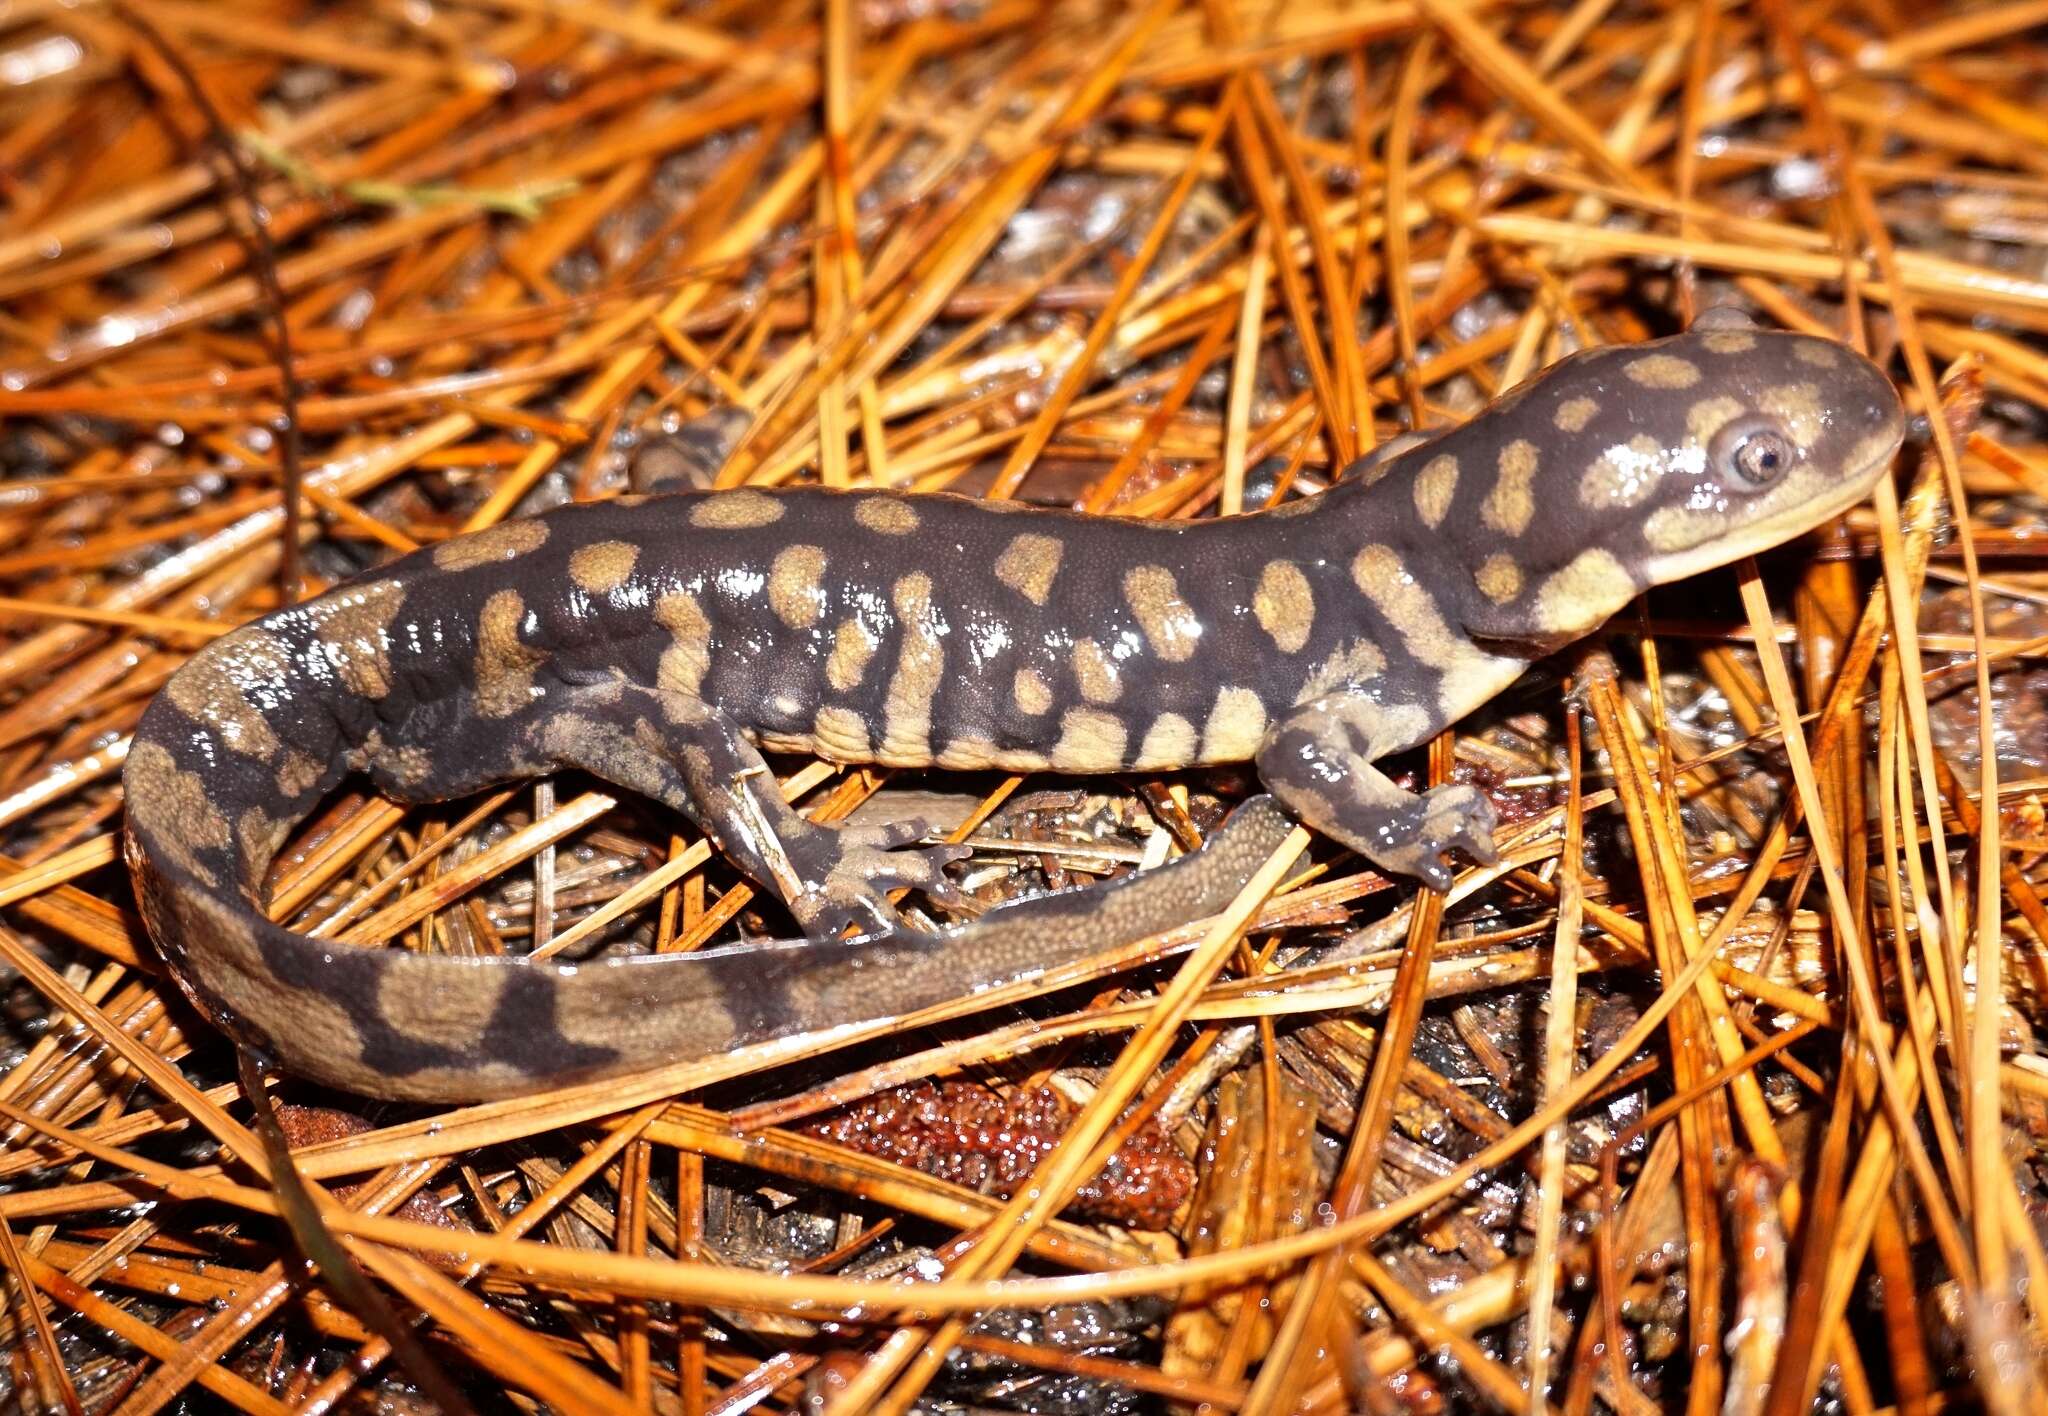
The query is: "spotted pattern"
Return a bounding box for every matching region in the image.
[1793,340,1841,368]
[1252,560,1314,653]
[1701,330,1756,354]
[1052,707,1127,771]
[690,490,784,530]
[995,534,1063,605]
[277,750,324,797]
[238,806,290,880]
[122,319,1907,1105]
[309,580,405,700]
[1297,638,1388,703]
[1625,353,1702,389]
[814,704,870,759]
[1413,454,1458,528]
[768,545,829,629]
[881,574,943,761]
[569,540,639,594]
[1123,564,1203,662]
[1760,382,1825,448]
[654,591,712,697]
[1643,506,1717,554]
[1013,669,1052,716]
[825,618,876,692]
[1534,549,1637,634]
[1475,554,1523,604]
[1136,713,1196,768]
[1351,544,1492,677]
[1553,396,1599,432]
[1201,687,1268,761]
[127,741,231,887]
[433,520,549,571]
[854,498,920,535]
[1686,396,1746,445]
[937,736,1005,771]
[1073,638,1122,704]
[474,589,547,718]
[165,626,290,759]
[1481,440,1538,535]
[1579,433,1665,509]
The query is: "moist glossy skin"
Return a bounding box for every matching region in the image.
[123,315,1904,1100]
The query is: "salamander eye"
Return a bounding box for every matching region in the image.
[1709,416,1794,489]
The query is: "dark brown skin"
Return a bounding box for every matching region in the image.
[124,311,1903,1101]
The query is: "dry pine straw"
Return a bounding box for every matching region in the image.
[1,0,2048,1412]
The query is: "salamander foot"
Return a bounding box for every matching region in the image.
[783,819,973,938]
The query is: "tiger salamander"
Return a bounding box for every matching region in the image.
[123,310,1904,1100]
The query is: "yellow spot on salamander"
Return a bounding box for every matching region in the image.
[474,589,547,718]
[1701,330,1756,354]
[1123,564,1203,661]
[432,520,549,571]
[1481,440,1538,535]
[1759,381,1824,449]
[690,490,784,530]
[1072,638,1122,704]
[1200,687,1267,761]
[1579,433,1665,509]
[1534,549,1637,635]
[1413,454,1458,528]
[813,705,871,760]
[1253,559,1314,654]
[881,573,943,762]
[1625,353,1702,389]
[568,540,639,594]
[1135,713,1196,768]
[1793,339,1842,368]
[1052,707,1128,771]
[1685,396,1746,446]
[1475,554,1523,604]
[165,625,291,760]
[1013,668,1052,715]
[825,618,876,692]
[308,579,405,700]
[768,545,828,628]
[994,533,1063,605]
[126,741,231,888]
[654,591,712,698]
[1553,396,1599,432]
[276,750,324,797]
[1351,545,1510,714]
[854,498,920,534]
[1296,638,1387,704]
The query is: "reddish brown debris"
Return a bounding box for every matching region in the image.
[273,1102,463,1232]
[804,1080,1195,1229]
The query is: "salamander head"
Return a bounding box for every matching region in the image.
[1425,309,1904,645]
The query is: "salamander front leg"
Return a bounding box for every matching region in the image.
[1256,693,1499,892]
[533,685,968,937]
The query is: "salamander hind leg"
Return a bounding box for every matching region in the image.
[1256,693,1499,892]
[534,683,968,938]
